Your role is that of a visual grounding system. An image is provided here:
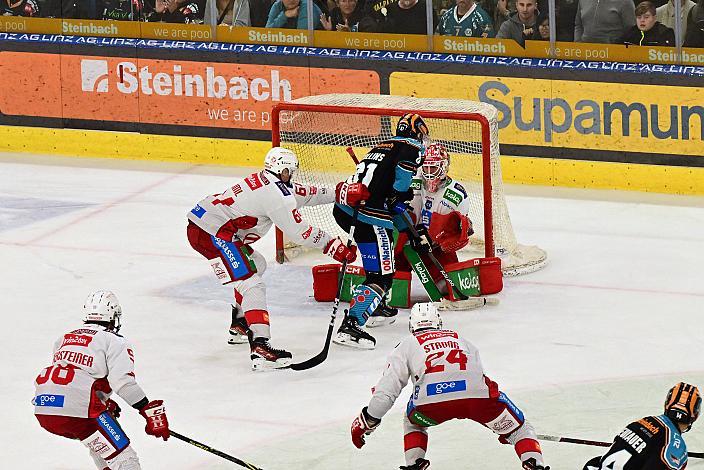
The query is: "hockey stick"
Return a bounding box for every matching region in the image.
[537,434,704,459]
[171,431,266,469]
[437,296,500,311]
[288,208,359,371]
[398,210,469,301]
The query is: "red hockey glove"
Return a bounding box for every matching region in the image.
[105,399,121,418]
[351,407,381,449]
[139,400,170,441]
[324,237,357,263]
[335,182,370,207]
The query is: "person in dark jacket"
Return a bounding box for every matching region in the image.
[384,0,436,33]
[621,1,675,45]
[320,0,364,30]
[684,0,704,46]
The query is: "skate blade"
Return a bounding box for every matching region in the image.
[332,333,376,350]
[228,332,249,344]
[251,357,293,371]
[365,316,397,328]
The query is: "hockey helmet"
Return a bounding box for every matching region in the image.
[421,143,450,193]
[83,290,122,332]
[409,302,442,333]
[665,382,701,432]
[264,147,299,182]
[396,113,430,145]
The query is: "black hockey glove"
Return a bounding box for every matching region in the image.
[522,458,550,470]
[409,224,435,255]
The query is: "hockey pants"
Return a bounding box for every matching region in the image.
[187,221,271,339]
[36,413,141,469]
[403,393,543,467]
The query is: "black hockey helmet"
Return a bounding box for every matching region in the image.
[396,113,429,143]
[664,382,701,432]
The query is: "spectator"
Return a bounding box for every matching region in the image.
[657,0,696,41]
[436,0,495,36]
[556,0,577,40]
[266,0,322,27]
[684,0,704,46]
[320,0,364,30]
[494,0,515,31]
[208,0,250,24]
[101,0,143,20]
[574,0,635,43]
[384,0,436,33]
[249,0,274,25]
[2,0,39,16]
[496,0,538,45]
[532,9,549,38]
[145,0,206,22]
[622,1,675,44]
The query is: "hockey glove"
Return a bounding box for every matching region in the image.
[351,407,381,449]
[139,400,170,440]
[105,399,121,418]
[522,458,550,470]
[324,237,357,263]
[409,224,435,255]
[335,181,370,207]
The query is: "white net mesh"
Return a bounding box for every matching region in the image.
[275,94,547,276]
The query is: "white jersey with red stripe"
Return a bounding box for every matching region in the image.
[409,177,471,229]
[187,170,335,249]
[367,328,493,419]
[33,325,146,418]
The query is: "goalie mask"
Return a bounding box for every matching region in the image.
[83,290,122,332]
[396,113,430,147]
[421,143,450,193]
[665,382,701,432]
[264,147,299,183]
[409,302,442,333]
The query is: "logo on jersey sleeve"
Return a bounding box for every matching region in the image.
[427,380,466,396]
[33,394,65,407]
[190,204,206,218]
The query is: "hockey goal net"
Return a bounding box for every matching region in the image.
[272,94,547,276]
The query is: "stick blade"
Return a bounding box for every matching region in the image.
[436,297,499,311]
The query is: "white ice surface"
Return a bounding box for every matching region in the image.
[1,153,703,470]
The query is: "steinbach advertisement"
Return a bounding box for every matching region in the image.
[0,51,380,130]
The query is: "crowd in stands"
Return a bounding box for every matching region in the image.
[2,0,703,47]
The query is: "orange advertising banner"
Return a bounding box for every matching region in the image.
[0,52,380,130]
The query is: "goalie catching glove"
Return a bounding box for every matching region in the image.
[335,182,370,207]
[324,237,357,263]
[351,407,381,449]
[429,211,473,253]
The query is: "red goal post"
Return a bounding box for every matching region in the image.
[270,94,546,276]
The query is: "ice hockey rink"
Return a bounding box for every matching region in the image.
[2,152,703,470]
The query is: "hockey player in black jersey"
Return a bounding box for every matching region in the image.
[583,382,701,470]
[331,113,429,349]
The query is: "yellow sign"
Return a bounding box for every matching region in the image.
[217,26,311,45]
[315,30,427,52]
[61,19,139,38]
[434,36,524,57]
[391,72,704,156]
[0,17,60,34]
[141,23,214,41]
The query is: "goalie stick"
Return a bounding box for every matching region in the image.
[172,431,266,469]
[537,434,704,459]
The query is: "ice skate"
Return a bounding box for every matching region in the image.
[249,334,292,371]
[228,305,250,345]
[333,314,376,349]
[365,302,398,328]
[400,458,430,470]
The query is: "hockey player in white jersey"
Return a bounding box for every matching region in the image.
[186,147,357,370]
[33,291,170,470]
[351,303,549,470]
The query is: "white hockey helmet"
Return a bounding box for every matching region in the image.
[264,147,299,181]
[83,290,122,331]
[421,143,450,193]
[409,302,442,333]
